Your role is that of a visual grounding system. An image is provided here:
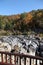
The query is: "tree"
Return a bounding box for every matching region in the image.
[0,22,2,29]
[0,19,3,29]
[4,22,13,31]
[20,21,27,32]
[20,12,26,19]
[4,22,9,30]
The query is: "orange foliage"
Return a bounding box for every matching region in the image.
[7,14,20,20]
[23,13,33,24]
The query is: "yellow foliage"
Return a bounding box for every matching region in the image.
[37,12,42,17]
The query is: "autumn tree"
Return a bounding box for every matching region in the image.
[23,13,33,24]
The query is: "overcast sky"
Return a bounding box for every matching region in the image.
[0,0,43,15]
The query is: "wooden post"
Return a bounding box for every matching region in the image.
[24,57,26,65]
[19,57,21,65]
[36,59,37,65]
[14,56,16,65]
[5,54,7,63]
[30,58,31,65]
[1,54,3,62]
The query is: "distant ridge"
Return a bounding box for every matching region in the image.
[0,9,43,35]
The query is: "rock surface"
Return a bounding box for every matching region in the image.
[0,35,43,55]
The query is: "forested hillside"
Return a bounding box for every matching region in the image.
[0,9,43,35]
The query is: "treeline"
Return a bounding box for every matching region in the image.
[0,9,43,35]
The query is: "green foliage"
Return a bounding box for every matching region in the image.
[4,22,14,31]
[20,12,26,19]
[20,21,27,32]
[0,21,2,29]
[0,19,3,29]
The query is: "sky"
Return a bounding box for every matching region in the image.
[0,0,43,15]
